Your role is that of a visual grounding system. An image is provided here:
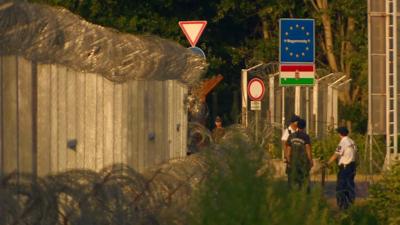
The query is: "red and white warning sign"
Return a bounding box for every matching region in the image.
[179,21,207,47]
[247,78,265,101]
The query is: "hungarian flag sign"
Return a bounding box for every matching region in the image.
[279,64,315,86]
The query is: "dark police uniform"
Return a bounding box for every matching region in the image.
[287,130,311,190]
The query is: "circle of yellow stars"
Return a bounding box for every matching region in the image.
[283,24,311,59]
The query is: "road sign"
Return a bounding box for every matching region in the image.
[247,78,265,101]
[188,46,206,59]
[279,64,315,86]
[280,19,315,63]
[250,101,261,111]
[279,18,315,86]
[179,21,207,47]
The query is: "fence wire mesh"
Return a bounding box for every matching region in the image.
[245,63,350,139]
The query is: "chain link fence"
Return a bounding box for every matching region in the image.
[242,63,352,155]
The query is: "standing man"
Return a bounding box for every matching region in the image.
[282,115,301,161]
[212,116,225,144]
[326,127,357,209]
[286,119,313,190]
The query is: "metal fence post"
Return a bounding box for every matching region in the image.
[241,69,248,127]
[295,86,301,115]
[306,87,310,134]
[269,74,275,124]
[313,79,319,136]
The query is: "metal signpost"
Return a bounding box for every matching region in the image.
[248,77,265,142]
[279,18,315,136]
[279,19,315,86]
[241,63,265,127]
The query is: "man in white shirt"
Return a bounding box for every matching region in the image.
[281,115,300,162]
[326,126,357,209]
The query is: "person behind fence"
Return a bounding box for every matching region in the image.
[286,119,313,190]
[326,126,357,210]
[212,116,225,143]
[281,114,301,162]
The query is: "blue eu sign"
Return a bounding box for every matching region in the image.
[280,19,315,63]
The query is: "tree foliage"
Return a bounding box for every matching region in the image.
[31,0,368,130]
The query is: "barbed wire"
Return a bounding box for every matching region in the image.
[0,154,208,225]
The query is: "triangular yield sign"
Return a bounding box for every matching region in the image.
[179,21,207,47]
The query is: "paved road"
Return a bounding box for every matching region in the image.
[309,174,376,209]
[311,174,374,198]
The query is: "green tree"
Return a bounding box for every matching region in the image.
[31,0,368,130]
[307,0,368,131]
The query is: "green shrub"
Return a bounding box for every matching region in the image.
[311,132,340,162]
[368,163,400,225]
[190,134,269,225]
[311,133,385,174]
[190,133,335,225]
[339,205,379,225]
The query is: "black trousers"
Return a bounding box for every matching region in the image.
[336,162,356,209]
[287,163,310,191]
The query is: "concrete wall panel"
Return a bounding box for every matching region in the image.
[137,81,146,171]
[57,66,67,172]
[146,81,156,167]
[154,81,164,165]
[76,72,86,169]
[84,73,97,170]
[128,81,139,169]
[176,81,185,158]
[66,69,77,170]
[161,82,169,162]
[2,56,18,174]
[0,57,2,176]
[103,79,114,167]
[17,57,33,174]
[37,64,51,176]
[121,83,128,165]
[180,83,188,157]
[167,80,175,159]
[1,58,190,176]
[50,65,59,173]
[113,83,123,166]
[95,74,104,170]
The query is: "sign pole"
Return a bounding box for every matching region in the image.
[281,86,286,160]
[306,87,310,134]
[255,110,259,142]
[295,86,301,114]
[269,74,275,124]
[247,77,266,142]
[241,69,248,127]
[313,80,319,136]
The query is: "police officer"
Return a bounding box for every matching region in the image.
[286,119,313,190]
[326,126,357,209]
